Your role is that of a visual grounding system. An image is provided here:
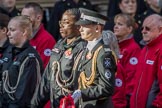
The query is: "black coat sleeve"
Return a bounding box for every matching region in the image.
[30,62,52,107]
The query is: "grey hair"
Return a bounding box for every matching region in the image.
[102,30,120,58]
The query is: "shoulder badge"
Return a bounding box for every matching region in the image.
[3,57,9,62]
[13,61,20,66]
[52,48,60,53]
[129,57,138,65]
[28,53,35,58]
[115,78,122,87]
[105,70,111,80]
[104,57,111,69]
[44,48,51,56]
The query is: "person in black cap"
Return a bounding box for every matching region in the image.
[71,8,117,108]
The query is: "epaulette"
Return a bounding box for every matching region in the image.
[28,53,35,58]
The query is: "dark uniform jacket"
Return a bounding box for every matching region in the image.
[0,6,20,18]
[8,7,20,18]
[0,40,11,107]
[47,0,94,41]
[76,39,117,108]
[107,0,147,18]
[0,40,11,81]
[0,7,9,15]
[1,41,43,108]
[31,37,85,108]
[140,7,162,26]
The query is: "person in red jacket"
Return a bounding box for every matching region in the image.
[130,14,162,108]
[21,2,56,68]
[113,13,141,107]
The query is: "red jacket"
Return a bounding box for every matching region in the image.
[130,34,162,108]
[119,37,141,95]
[30,24,56,68]
[112,62,127,108]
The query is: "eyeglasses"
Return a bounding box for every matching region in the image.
[141,26,151,31]
[59,20,74,27]
[141,26,159,32]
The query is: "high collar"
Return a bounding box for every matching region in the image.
[11,41,30,55]
[0,39,10,53]
[62,36,83,49]
[31,24,43,39]
[146,34,162,47]
[118,34,133,43]
[86,37,102,51]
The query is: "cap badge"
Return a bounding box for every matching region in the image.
[81,13,85,20]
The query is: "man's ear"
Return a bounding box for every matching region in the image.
[37,14,43,22]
